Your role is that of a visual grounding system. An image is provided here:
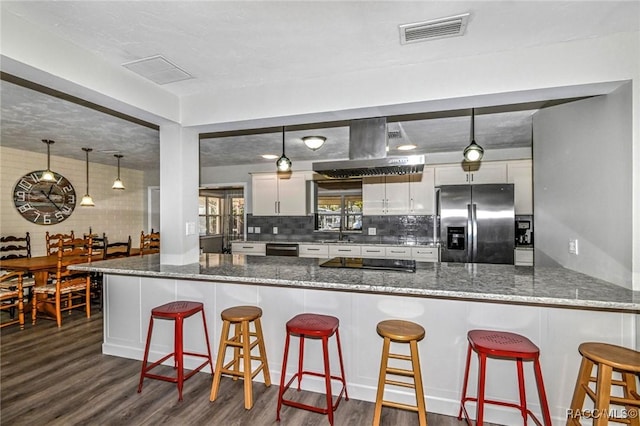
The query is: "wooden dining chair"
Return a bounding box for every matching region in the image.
[0,271,25,330]
[104,236,132,259]
[140,231,160,256]
[1,232,35,305]
[32,237,92,327]
[45,231,75,255]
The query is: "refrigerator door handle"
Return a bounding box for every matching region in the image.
[471,203,478,261]
[467,203,473,262]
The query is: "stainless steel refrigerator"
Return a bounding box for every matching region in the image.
[438,184,515,264]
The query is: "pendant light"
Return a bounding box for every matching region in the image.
[302,136,326,151]
[41,139,56,182]
[276,126,292,172]
[112,154,125,190]
[463,108,484,162]
[80,147,95,206]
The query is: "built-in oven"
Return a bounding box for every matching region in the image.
[265,243,299,257]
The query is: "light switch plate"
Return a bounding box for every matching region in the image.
[569,239,579,255]
[254,227,261,234]
[368,227,377,236]
[273,227,278,234]
[247,227,254,233]
[185,222,196,235]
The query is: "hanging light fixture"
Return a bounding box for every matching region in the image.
[40,139,56,181]
[80,147,95,206]
[463,108,484,162]
[112,154,125,190]
[276,126,292,172]
[302,136,326,151]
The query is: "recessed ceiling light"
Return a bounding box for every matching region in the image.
[261,154,278,160]
[397,144,417,151]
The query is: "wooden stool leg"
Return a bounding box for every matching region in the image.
[373,336,391,426]
[594,363,613,426]
[210,319,231,402]
[242,320,253,409]
[410,339,427,426]
[232,323,241,381]
[622,372,640,426]
[254,317,271,387]
[567,357,594,425]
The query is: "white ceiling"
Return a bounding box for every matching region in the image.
[1,1,638,170]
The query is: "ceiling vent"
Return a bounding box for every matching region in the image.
[399,13,470,44]
[122,55,193,85]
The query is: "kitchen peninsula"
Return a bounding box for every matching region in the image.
[72,254,639,425]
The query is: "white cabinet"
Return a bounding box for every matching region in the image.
[507,160,533,215]
[515,248,534,266]
[298,244,329,258]
[385,246,412,259]
[411,247,439,262]
[252,173,307,216]
[435,162,507,186]
[363,169,435,215]
[360,245,385,258]
[328,245,362,257]
[231,242,266,256]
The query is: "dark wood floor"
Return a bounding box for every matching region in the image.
[1,309,489,426]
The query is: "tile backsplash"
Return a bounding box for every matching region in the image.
[246,214,436,245]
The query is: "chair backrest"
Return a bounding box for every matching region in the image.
[46,231,75,255]
[85,232,107,258]
[56,237,92,280]
[140,231,160,256]
[0,232,31,260]
[103,236,132,259]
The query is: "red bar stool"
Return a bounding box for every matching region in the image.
[137,301,213,401]
[276,313,348,425]
[458,329,552,426]
[567,342,640,426]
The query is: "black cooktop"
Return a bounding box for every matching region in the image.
[319,257,416,273]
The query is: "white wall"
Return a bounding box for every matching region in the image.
[0,146,147,256]
[533,84,632,288]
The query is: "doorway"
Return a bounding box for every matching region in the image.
[199,187,245,253]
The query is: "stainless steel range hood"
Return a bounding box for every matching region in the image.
[312,117,425,178]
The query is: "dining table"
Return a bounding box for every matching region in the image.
[0,253,94,318]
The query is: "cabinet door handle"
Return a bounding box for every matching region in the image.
[308,248,320,251]
[275,201,278,214]
[337,249,351,252]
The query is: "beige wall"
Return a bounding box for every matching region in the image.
[1,146,146,256]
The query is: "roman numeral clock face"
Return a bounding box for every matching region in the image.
[13,171,76,225]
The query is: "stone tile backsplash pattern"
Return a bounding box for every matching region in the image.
[246,214,436,245]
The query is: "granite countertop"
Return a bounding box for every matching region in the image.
[70,254,639,313]
[233,240,440,247]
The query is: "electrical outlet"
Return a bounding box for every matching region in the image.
[569,239,579,255]
[368,227,377,236]
[254,227,261,234]
[273,226,278,234]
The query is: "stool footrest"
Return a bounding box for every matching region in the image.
[583,384,640,408]
[385,378,416,389]
[389,353,412,362]
[280,371,347,415]
[381,399,421,412]
[461,397,544,426]
[385,366,416,377]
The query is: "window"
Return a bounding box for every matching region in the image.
[199,196,222,235]
[315,180,362,232]
[230,197,245,240]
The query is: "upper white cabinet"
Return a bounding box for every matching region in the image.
[435,162,507,186]
[252,172,307,216]
[363,168,435,215]
[507,159,533,214]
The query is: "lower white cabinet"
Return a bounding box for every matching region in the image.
[231,242,266,256]
[360,246,385,258]
[515,248,534,266]
[412,247,439,262]
[328,245,362,257]
[385,246,412,259]
[298,244,329,258]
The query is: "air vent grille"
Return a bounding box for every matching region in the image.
[400,13,470,44]
[122,55,193,85]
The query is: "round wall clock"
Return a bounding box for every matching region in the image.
[12,170,77,225]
